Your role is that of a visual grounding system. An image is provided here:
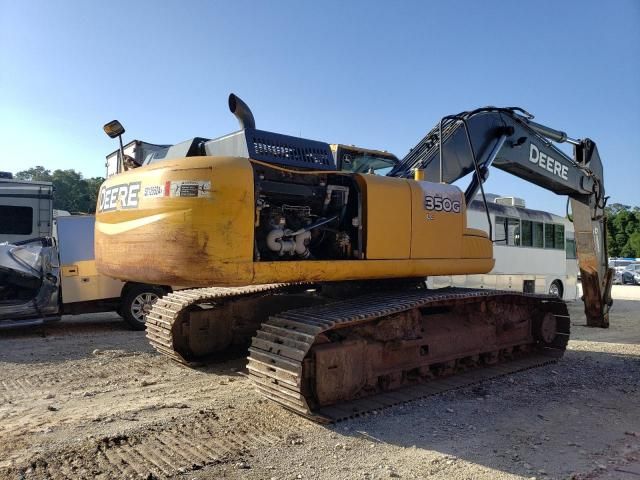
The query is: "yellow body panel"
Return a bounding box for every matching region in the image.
[96,156,255,285]
[60,259,124,303]
[462,231,493,259]
[252,258,491,284]
[357,175,411,259]
[95,155,494,287]
[409,181,464,259]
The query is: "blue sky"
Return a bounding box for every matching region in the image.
[1,0,638,214]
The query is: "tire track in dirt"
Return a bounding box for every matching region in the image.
[0,379,33,403]
[4,409,282,480]
[0,350,244,406]
[0,380,251,462]
[0,355,186,405]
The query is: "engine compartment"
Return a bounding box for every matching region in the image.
[253,164,362,262]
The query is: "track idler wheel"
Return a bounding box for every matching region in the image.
[533,312,557,345]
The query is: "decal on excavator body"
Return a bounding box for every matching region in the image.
[418,182,463,214]
[97,182,141,212]
[98,180,212,211]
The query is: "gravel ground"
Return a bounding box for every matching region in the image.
[0,285,638,480]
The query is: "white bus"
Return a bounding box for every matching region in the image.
[430,195,578,301]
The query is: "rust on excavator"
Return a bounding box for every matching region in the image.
[246,287,569,421]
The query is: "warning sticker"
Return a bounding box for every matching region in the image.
[168,180,211,198]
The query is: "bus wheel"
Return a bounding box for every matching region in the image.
[548,280,563,299]
[121,284,165,330]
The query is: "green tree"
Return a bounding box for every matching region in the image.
[15,166,52,182]
[625,214,638,236]
[615,232,628,254]
[85,177,105,212]
[605,203,640,258]
[608,203,631,215]
[51,169,88,212]
[606,230,618,257]
[606,213,619,257]
[629,232,640,257]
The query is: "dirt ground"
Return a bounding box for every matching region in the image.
[1,286,639,480]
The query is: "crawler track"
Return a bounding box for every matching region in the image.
[248,288,569,422]
[145,284,314,366]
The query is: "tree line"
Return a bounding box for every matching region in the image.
[606,203,640,258]
[14,166,104,214]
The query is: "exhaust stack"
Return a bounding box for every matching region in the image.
[228,93,255,130]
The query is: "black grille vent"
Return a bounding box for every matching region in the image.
[204,128,336,171]
[248,129,335,170]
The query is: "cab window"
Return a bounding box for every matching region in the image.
[340,153,397,175]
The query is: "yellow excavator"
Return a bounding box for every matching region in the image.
[96,94,612,421]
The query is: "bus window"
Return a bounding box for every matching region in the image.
[544,224,565,249]
[494,216,507,244]
[521,220,533,247]
[507,218,520,246]
[544,224,554,249]
[533,222,544,248]
[554,224,565,250]
[566,237,577,259]
[495,217,520,246]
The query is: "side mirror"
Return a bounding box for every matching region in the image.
[103,120,126,175]
[103,120,125,139]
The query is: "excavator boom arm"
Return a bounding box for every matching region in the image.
[390,107,613,327]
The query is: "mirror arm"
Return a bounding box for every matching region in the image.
[118,134,125,174]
